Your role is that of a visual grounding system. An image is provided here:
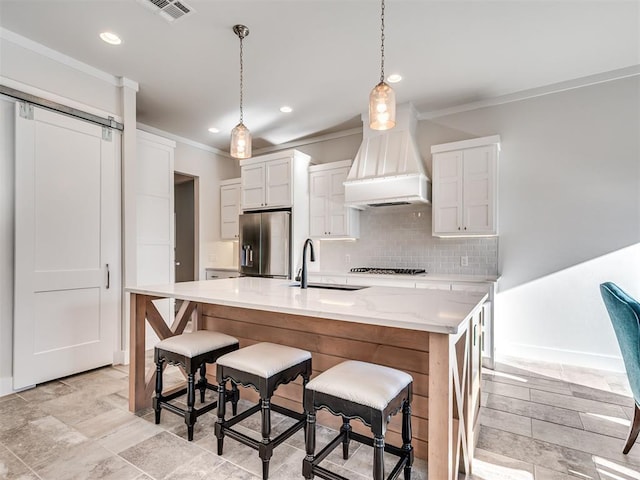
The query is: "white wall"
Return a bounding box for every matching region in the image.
[292,132,362,165]
[417,75,640,371]
[172,142,240,276]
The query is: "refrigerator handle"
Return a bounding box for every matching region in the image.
[241,244,253,267]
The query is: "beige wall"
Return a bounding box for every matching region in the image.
[173,142,240,276]
[416,75,639,370]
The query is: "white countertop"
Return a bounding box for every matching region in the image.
[127,277,487,334]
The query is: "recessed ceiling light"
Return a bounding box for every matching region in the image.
[279,106,293,113]
[387,74,402,83]
[208,127,220,133]
[100,32,122,45]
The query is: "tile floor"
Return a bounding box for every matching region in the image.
[0,356,638,480]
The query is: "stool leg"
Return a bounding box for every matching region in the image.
[186,373,196,441]
[402,401,413,480]
[340,417,351,460]
[198,363,207,403]
[260,397,273,480]
[153,358,164,424]
[231,382,239,416]
[373,436,385,480]
[215,380,226,455]
[303,411,316,480]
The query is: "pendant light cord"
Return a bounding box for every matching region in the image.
[380,0,385,83]
[239,33,244,123]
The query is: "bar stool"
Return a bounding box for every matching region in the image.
[303,360,413,480]
[215,342,312,480]
[153,330,240,441]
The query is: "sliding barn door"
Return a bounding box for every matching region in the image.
[13,104,120,389]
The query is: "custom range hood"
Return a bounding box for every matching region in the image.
[344,103,430,207]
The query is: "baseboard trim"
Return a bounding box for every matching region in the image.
[498,343,625,373]
[113,350,129,366]
[0,376,13,397]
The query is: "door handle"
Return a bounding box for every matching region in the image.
[106,263,110,289]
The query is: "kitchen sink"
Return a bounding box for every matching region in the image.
[290,283,369,291]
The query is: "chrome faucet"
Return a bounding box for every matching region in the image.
[300,238,316,289]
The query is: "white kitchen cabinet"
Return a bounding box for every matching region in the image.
[220,178,241,240]
[309,160,360,239]
[205,268,240,280]
[431,135,500,237]
[240,150,311,210]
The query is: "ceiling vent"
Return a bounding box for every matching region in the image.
[138,0,195,23]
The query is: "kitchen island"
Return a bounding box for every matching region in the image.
[127,277,487,479]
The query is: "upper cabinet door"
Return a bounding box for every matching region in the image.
[462,146,496,234]
[241,162,266,209]
[265,158,292,208]
[432,151,463,235]
[328,167,349,236]
[308,161,359,239]
[221,180,241,239]
[309,169,329,237]
[431,136,499,237]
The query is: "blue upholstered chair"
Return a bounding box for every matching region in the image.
[600,282,640,454]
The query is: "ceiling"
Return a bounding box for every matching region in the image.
[0,0,638,153]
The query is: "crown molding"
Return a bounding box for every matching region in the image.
[253,127,362,155]
[136,122,229,156]
[418,65,640,120]
[117,77,139,91]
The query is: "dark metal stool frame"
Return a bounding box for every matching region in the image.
[154,341,240,441]
[215,358,313,480]
[303,382,413,480]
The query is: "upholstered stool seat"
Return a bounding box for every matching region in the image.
[215,342,312,480]
[303,360,413,480]
[154,330,240,441]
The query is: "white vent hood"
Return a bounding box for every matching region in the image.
[344,103,430,207]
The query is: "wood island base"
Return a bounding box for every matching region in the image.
[128,291,483,480]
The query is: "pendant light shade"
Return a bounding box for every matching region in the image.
[231,24,251,159]
[369,0,396,130]
[230,122,251,159]
[369,81,396,130]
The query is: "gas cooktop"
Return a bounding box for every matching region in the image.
[349,267,427,275]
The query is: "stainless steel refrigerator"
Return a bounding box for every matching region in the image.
[239,211,291,278]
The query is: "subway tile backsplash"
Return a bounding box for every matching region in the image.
[317,204,498,276]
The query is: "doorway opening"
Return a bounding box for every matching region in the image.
[174,172,199,282]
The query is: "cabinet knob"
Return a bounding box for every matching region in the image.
[458,227,461,230]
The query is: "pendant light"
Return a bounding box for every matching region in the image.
[230,24,251,159]
[369,0,395,130]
